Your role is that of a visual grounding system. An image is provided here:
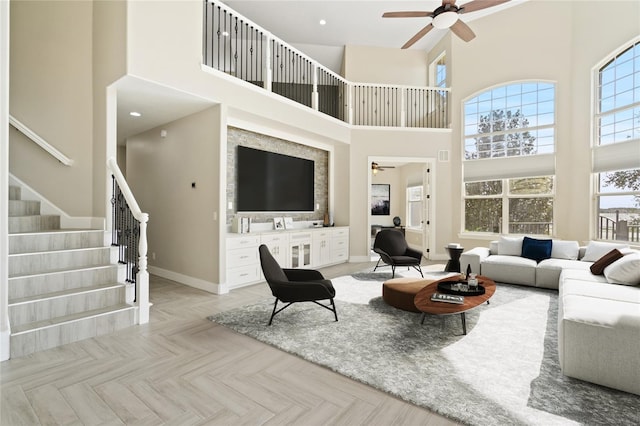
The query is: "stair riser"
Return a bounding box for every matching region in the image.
[10,286,127,327]
[9,230,108,254]
[10,308,136,358]
[9,186,21,200]
[9,248,112,276]
[8,266,119,300]
[9,215,60,233]
[9,200,41,216]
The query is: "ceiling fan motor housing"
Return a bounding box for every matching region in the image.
[432,4,460,29]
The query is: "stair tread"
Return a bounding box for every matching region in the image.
[11,303,135,335]
[10,229,103,235]
[9,263,118,279]
[9,282,127,305]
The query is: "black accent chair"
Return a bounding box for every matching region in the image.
[373,229,424,278]
[258,244,338,325]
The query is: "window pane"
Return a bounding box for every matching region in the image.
[508,197,553,235]
[465,180,502,196]
[465,199,502,233]
[597,195,640,242]
[509,176,554,195]
[600,169,640,192]
[408,201,423,227]
[408,186,422,201]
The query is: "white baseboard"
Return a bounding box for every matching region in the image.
[148,266,226,294]
[9,174,104,229]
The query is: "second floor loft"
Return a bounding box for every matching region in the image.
[203,0,450,130]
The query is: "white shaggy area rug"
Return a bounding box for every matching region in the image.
[209,270,640,426]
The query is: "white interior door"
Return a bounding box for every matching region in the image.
[422,165,432,259]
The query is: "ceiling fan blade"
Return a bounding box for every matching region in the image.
[402,23,434,49]
[382,11,431,18]
[443,0,457,5]
[459,0,510,14]
[450,19,476,42]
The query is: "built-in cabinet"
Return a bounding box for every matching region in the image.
[226,226,349,290]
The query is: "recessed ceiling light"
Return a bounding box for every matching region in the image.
[129,111,142,117]
[319,19,326,26]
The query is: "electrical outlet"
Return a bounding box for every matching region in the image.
[152,252,156,260]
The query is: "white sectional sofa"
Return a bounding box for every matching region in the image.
[461,237,640,395]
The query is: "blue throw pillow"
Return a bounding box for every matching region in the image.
[521,237,552,262]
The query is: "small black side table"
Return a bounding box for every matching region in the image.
[445,246,464,272]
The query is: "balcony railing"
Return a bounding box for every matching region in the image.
[203,0,449,129]
[599,214,640,243]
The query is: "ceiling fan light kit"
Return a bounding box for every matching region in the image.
[432,10,459,29]
[383,0,511,48]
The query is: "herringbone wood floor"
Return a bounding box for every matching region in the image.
[1,260,458,425]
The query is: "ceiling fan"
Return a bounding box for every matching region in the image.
[383,0,511,48]
[371,162,395,174]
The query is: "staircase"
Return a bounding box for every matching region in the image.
[7,185,136,358]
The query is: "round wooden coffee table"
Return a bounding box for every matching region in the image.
[414,275,496,335]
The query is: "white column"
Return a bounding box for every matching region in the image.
[312,64,319,111]
[136,214,150,324]
[263,34,272,92]
[0,0,10,361]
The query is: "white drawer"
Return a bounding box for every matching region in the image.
[227,247,259,267]
[227,265,261,286]
[261,234,288,244]
[290,232,312,242]
[331,237,349,251]
[227,235,260,250]
[333,228,349,238]
[331,248,348,262]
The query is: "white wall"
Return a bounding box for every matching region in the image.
[9,0,95,216]
[343,45,428,86]
[350,128,452,261]
[450,0,640,250]
[126,106,222,291]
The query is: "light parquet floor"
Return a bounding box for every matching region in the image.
[1,260,459,425]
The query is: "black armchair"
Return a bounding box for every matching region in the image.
[258,244,338,325]
[373,229,424,278]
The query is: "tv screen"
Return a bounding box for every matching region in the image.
[237,146,315,212]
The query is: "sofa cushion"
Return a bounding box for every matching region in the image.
[521,236,552,262]
[581,241,629,262]
[536,259,593,289]
[590,249,623,275]
[481,254,536,285]
[604,253,640,286]
[498,236,523,256]
[551,240,579,260]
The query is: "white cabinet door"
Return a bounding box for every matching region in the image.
[312,230,332,267]
[289,232,312,268]
[261,233,289,268]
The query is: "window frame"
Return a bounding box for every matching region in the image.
[461,81,557,238]
[592,37,640,243]
[463,176,555,237]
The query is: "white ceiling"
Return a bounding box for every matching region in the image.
[223,0,525,71]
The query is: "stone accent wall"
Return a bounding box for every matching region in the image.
[227,127,328,226]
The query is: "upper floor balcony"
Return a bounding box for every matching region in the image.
[203,0,450,130]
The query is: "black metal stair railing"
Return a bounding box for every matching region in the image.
[202,0,451,129]
[111,175,140,295]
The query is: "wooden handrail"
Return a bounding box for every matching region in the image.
[9,115,73,166]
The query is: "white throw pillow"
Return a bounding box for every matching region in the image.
[582,241,629,262]
[551,240,579,260]
[498,236,523,256]
[604,253,640,286]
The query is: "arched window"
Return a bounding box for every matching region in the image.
[593,39,640,243]
[462,82,556,235]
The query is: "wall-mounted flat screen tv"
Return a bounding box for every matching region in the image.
[237,146,315,212]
